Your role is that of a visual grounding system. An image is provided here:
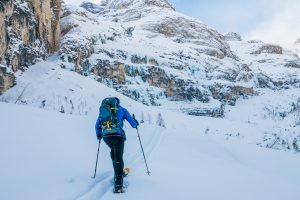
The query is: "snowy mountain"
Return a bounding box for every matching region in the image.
[1,0,300,152]
[59,0,239,115]
[57,0,300,116]
[1,1,300,199]
[2,0,299,113]
[1,65,300,200]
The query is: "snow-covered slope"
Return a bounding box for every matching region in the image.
[0,54,149,116]
[1,99,300,200]
[0,35,300,200]
[1,53,299,150]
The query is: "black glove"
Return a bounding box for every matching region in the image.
[97,135,102,141]
[135,119,139,127]
[132,114,139,127]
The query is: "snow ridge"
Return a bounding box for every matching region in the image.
[100,0,175,10]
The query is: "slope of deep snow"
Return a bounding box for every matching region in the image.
[1,102,300,200]
[0,58,300,199]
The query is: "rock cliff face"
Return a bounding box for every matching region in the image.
[0,0,61,94]
[0,64,15,95]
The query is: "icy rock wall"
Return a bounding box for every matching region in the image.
[0,0,61,93]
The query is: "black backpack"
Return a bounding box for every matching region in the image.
[99,97,123,135]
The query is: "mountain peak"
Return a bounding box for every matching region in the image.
[101,0,175,10]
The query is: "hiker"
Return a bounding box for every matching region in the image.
[95,97,139,193]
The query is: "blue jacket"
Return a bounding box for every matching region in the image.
[95,105,138,138]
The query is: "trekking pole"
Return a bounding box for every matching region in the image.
[133,114,151,176]
[92,140,101,179]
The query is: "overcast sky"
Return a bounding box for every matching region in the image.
[170,0,300,48]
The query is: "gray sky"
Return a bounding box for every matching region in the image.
[170,0,300,48]
[170,0,282,35]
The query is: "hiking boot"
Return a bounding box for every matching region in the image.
[113,185,125,193]
[114,175,123,193]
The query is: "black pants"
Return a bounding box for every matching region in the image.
[103,136,125,186]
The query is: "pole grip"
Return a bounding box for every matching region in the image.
[133,114,138,130]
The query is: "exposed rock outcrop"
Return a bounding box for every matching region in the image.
[101,0,175,10]
[91,59,210,103]
[60,36,95,73]
[0,0,61,93]
[252,44,283,55]
[181,105,225,118]
[92,60,126,84]
[209,84,254,106]
[285,60,300,69]
[224,32,242,41]
[145,16,237,59]
[0,64,15,95]
[80,2,105,14]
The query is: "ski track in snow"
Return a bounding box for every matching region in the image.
[73,171,112,200]
[130,127,163,165]
[74,127,164,200]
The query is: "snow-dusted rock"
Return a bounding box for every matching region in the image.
[0,64,15,94]
[252,44,283,55]
[101,0,175,10]
[285,60,300,69]
[228,39,300,90]
[224,32,242,41]
[80,2,105,13]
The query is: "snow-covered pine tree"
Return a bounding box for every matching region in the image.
[156,113,165,127]
[141,111,145,123]
[147,113,152,125]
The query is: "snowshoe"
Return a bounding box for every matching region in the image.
[113,175,124,193]
[123,167,130,177]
